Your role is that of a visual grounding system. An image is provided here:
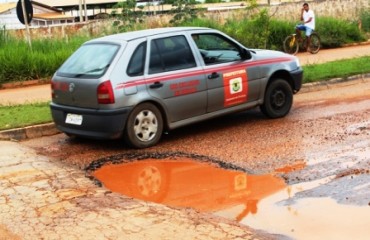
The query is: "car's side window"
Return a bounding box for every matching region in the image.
[191,34,242,65]
[149,35,196,74]
[127,42,146,76]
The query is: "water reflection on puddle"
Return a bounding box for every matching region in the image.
[93,158,370,240]
[93,158,286,214]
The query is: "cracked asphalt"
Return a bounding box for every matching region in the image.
[0,141,274,240]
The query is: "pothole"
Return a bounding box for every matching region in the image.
[90,157,286,213]
[85,153,370,240]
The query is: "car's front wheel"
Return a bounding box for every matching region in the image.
[124,103,163,148]
[260,79,293,118]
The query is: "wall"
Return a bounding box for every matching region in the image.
[0,8,25,30]
[265,0,369,22]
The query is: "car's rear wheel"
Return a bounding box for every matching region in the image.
[124,103,163,148]
[260,79,293,118]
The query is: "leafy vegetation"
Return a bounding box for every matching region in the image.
[317,17,366,48]
[0,37,87,85]
[303,56,370,83]
[0,102,52,130]
[0,25,7,47]
[170,0,198,25]
[360,9,370,33]
[0,4,369,85]
[110,0,146,32]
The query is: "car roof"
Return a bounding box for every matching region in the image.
[87,27,212,43]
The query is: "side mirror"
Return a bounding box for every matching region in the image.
[240,48,252,60]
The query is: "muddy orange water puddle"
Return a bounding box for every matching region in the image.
[240,176,370,240]
[93,158,286,215]
[93,158,370,240]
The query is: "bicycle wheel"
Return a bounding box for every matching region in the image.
[309,32,321,54]
[283,35,299,55]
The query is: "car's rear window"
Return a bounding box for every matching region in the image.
[57,43,120,78]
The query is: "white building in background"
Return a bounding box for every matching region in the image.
[0,0,249,29]
[0,1,75,29]
[0,2,22,29]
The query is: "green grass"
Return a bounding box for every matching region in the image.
[0,37,87,85]
[303,56,370,83]
[0,56,369,131]
[0,102,52,130]
[2,13,368,85]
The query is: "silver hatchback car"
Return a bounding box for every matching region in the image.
[50,27,303,148]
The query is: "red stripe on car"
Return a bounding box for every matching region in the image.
[115,57,292,89]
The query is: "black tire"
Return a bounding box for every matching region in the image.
[124,103,163,148]
[309,32,321,54]
[283,35,299,55]
[260,79,293,118]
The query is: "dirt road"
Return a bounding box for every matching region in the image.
[297,42,370,65]
[13,75,369,240]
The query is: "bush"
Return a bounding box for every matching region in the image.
[266,19,294,51]
[180,10,293,51]
[177,17,220,29]
[317,17,366,48]
[0,25,7,47]
[0,37,86,84]
[360,9,370,32]
[216,9,272,49]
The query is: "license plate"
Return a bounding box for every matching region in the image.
[65,113,83,125]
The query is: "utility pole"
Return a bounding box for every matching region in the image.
[79,0,83,22]
[84,0,88,22]
[21,0,32,49]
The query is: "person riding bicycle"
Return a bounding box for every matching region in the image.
[296,3,315,52]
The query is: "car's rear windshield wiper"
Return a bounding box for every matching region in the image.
[73,64,110,78]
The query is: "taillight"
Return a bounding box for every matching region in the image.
[97,80,115,104]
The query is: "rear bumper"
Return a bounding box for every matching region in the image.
[50,103,132,139]
[291,67,303,93]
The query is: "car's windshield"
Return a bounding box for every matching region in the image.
[57,43,119,78]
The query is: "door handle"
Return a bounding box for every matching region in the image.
[149,81,163,89]
[208,72,220,79]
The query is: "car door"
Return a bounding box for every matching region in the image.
[145,34,208,123]
[190,32,261,113]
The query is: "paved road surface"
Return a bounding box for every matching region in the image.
[297,42,370,65]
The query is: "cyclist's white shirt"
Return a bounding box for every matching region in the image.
[303,9,315,30]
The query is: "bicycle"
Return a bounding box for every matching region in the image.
[283,31,321,55]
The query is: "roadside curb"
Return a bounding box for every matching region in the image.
[0,123,60,141]
[299,73,370,93]
[342,39,370,47]
[0,79,50,90]
[0,74,369,141]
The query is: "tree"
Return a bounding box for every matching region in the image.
[170,0,198,25]
[111,0,145,32]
